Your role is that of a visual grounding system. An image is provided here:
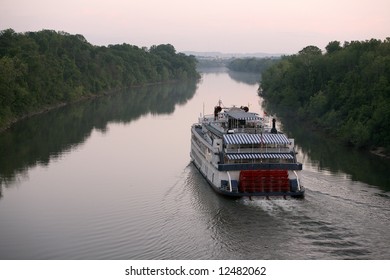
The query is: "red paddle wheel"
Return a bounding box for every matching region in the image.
[238,170,290,193]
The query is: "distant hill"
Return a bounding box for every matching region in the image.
[183,51,283,59]
[187,51,283,69]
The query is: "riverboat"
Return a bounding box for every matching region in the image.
[190,100,304,198]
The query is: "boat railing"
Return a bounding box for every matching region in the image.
[225,158,294,164]
[209,122,225,133]
[234,127,262,134]
[225,147,291,154]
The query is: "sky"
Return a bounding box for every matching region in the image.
[1,0,389,54]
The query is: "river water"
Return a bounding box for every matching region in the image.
[0,68,389,260]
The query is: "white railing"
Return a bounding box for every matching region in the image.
[225,147,291,154]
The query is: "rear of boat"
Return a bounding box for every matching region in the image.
[218,169,304,198]
[237,169,304,198]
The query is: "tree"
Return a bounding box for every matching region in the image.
[298,45,322,56]
[0,30,200,130]
[261,39,390,152]
[325,41,342,54]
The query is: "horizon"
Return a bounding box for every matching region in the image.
[3,28,386,57]
[2,0,389,54]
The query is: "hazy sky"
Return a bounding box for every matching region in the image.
[1,0,389,54]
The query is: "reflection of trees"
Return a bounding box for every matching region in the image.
[264,102,390,191]
[197,66,229,74]
[227,71,261,85]
[198,68,261,85]
[0,80,198,193]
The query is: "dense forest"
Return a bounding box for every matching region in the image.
[0,29,200,130]
[227,57,280,73]
[261,39,390,153]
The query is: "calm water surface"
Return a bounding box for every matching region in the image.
[0,69,389,259]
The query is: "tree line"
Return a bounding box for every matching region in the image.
[0,29,200,129]
[261,39,390,152]
[227,57,280,73]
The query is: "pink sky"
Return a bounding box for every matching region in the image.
[1,0,389,54]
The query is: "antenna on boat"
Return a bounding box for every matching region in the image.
[203,102,205,117]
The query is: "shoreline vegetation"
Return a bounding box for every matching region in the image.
[2,29,389,158]
[0,29,200,132]
[259,39,390,157]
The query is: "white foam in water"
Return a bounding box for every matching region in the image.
[240,196,300,217]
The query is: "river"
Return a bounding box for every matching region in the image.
[0,68,389,260]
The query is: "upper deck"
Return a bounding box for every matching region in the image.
[192,104,302,171]
[199,105,294,150]
[200,106,263,134]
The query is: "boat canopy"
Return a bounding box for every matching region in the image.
[226,110,261,121]
[226,153,294,160]
[223,133,290,145]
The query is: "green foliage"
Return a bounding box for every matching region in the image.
[227,57,280,73]
[261,39,390,151]
[0,29,200,129]
[325,41,342,54]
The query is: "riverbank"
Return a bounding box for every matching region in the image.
[0,29,200,133]
[0,102,67,133]
[0,78,199,134]
[262,100,390,160]
[260,39,390,154]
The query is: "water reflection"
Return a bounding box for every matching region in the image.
[1,69,389,260]
[187,168,286,259]
[0,80,198,194]
[227,71,261,85]
[197,67,260,85]
[196,67,228,74]
[269,110,390,191]
[161,164,288,259]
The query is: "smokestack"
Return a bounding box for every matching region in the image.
[271,118,277,134]
[214,106,222,120]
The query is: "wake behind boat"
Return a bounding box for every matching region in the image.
[190,100,305,198]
